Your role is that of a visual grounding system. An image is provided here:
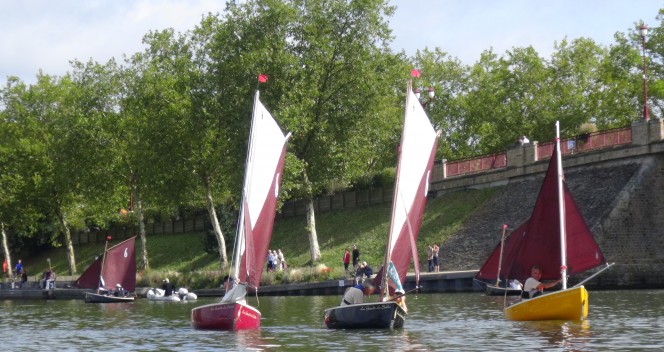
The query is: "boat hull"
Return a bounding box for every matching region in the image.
[85,292,135,303]
[323,301,406,329]
[485,284,522,296]
[504,286,588,321]
[191,302,261,330]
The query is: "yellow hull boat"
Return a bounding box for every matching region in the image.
[504,286,588,321]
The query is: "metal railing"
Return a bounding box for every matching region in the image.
[445,152,507,177]
[536,127,632,160]
[443,126,633,178]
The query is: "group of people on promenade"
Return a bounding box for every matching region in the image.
[2,259,28,289]
[2,258,59,290]
[341,245,374,285]
[341,242,443,280]
[266,249,287,272]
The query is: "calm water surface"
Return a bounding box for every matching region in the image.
[1,290,663,351]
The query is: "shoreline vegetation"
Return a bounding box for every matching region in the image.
[14,188,497,290]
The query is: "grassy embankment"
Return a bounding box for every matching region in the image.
[23,188,497,289]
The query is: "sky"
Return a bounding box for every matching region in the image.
[1,0,662,86]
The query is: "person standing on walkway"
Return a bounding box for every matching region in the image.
[352,245,360,270]
[343,248,351,272]
[426,245,434,272]
[433,243,440,272]
[14,259,23,279]
[278,249,287,271]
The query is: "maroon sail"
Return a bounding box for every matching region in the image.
[73,256,102,289]
[101,236,136,291]
[476,144,605,283]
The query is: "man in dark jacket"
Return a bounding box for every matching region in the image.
[162,278,174,296]
[352,245,360,269]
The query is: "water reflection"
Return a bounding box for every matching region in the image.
[523,320,590,350]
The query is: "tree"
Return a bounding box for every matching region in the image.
[411,48,470,160]
[276,0,404,263]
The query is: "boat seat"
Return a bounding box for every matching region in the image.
[521,290,541,299]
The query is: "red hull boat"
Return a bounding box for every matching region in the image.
[191,302,261,330]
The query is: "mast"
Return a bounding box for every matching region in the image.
[495,224,508,286]
[555,121,568,290]
[98,236,110,293]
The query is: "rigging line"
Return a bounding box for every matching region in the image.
[572,263,614,288]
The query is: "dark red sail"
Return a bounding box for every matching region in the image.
[73,256,102,289]
[102,236,136,291]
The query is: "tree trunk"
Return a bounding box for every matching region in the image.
[204,176,228,269]
[133,184,149,270]
[55,207,77,275]
[303,172,321,263]
[306,197,321,263]
[1,222,13,277]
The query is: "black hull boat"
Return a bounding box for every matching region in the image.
[484,283,522,296]
[85,292,134,303]
[323,301,406,329]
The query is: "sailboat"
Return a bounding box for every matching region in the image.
[499,121,612,321]
[475,224,523,296]
[191,90,290,330]
[74,236,137,303]
[323,82,440,329]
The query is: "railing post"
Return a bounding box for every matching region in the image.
[631,120,650,146]
[525,141,538,163]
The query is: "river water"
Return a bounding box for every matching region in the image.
[1,289,662,351]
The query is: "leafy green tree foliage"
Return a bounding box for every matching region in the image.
[0,67,122,274]
[118,29,201,270]
[271,0,404,262]
[411,48,470,160]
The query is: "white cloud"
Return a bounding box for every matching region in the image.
[1,0,662,85]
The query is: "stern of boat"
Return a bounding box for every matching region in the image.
[191,302,261,331]
[324,301,405,329]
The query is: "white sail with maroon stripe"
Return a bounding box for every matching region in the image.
[381,84,439,296]
[236,91,290,289]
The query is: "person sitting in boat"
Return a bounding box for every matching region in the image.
[222,274,234,291]
[340,280,375,306]
[523,265,561,298]
[113,283,128,297]
[162,278,174,297]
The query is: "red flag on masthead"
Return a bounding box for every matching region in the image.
[410,69,421,78]
[258,74,268,83]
